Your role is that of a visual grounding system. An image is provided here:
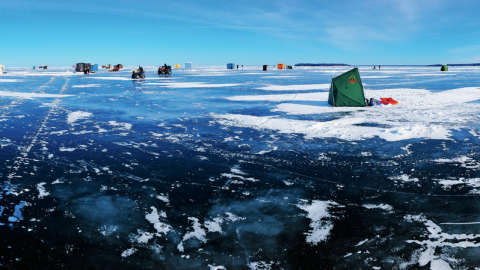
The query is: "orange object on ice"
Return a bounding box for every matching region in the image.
[379,98,398,105]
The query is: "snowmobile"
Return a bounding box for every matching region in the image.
[132,68,145,79]
[158,65,172,75]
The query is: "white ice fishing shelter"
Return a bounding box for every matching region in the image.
[0,65,5,74]
[185,62,195,71]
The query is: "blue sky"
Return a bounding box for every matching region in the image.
[1,0,480,66]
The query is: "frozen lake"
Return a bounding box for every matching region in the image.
[1,65,480,269]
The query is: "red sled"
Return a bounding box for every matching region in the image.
[379,97,398,105]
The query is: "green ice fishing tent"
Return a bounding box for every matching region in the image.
[328,68,366,107]
[441,64,448,71]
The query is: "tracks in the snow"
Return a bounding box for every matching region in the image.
[7,78,70,180]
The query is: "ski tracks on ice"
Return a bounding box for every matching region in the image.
[0,77,55,114]
[8,78,70,180]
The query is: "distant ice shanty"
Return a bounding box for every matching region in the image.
[185,62,195,70]
[91,64,98,72]
[277,63,285,69]
[263,65,268,71]
[441,64,448,71]
[0,65,5,74]
[76,63,91,72]
[175,64,180,69]
[227,63,235,69]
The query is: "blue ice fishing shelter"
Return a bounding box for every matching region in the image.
[91,64,98,72]
[185,62,195,70]
[227,63,234,69]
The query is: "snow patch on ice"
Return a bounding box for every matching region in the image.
[145,82,240,88]
[213,113,451,142]
[257,146,278,154]
[389,174,419,183]
[355,239,369,246]
[362,76,392,79]
[405,218,478,269]
[433,156,480,170]
[145,207,172,235]
[67,111,92,124]
[91,77,131,81]
[37,182,50,199]
[130,230,154,244]
[435,178,480,189]
[71,84,102,88]
[222,87,480,142]
[121,247,137,257]
[59,147,76,152]
[108,121,132,130]
[208,265,226,270]
[0,79,23,82]
[362,204,393,212]
[178,217,207,252]
[256,84,330,91]
[297,200,339,245]
[0,91,73,99]
[248,261,276,270]
[156,194,169,203]
[204,217,224,233]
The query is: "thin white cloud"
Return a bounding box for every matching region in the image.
[0,0,469,49]
[448,45,480,54]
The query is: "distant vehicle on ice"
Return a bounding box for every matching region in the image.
[132,66,145,79]
[110,64,123,72]
[158,64,172,75]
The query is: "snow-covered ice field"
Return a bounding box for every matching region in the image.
[1,65,480,269]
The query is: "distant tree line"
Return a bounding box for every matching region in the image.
[294,63,351,67]
[428,63,480,67]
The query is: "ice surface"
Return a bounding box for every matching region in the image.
[2,66,480,269]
